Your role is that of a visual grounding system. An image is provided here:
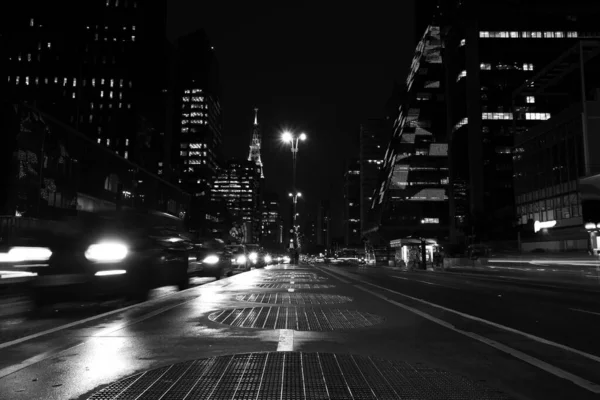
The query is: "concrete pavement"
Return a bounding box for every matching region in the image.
[0,263,598,399]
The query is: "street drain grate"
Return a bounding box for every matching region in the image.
[208,307,383,330]
[87,352,511,400]
[255,283,334,289]
[236,293,352,305]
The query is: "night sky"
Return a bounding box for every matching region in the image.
[167,2,416,235]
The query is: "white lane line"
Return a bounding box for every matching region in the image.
[570,308,600,317]
[326,267,600,365]
[277,329,294,351]
[354,284,600,394]
[315,267,350,283]
[392,275,447,287]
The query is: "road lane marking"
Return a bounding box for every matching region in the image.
[354,284,600,393]
[324,267,600,364]
[277,329,294,351]
[392,275,448,287]
[570,308,600,317]
[315,267,350,283]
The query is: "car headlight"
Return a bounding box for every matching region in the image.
[236,255,247,264]
[249,252,258,260]
[283,256,290,263]
[203,255,219,264]
[264,255,272,263]
[85,242,128,263]
[0,246,52,262]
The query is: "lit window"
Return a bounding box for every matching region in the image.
[556,32,564,38]
[526,96,535,104]
[480,63,491,70]
[567,31,578,38]
[131,35,135,42]
[125,138,129,146]
[456,70,467,81]
[100,90,104,98]
[479,31,489,38]
[72,93,76,99]
[459,38,466,46]
[525,112,551,120]
[30,18,34,27]
[544,32,554,38]
[97,138,101,143]
[106,138,111,146]
[47,42,51,49]
[92,78,96,87]
[124,151,128,159]
[510,31,518,38]
[110,79,114,87]
[482,112,513,120]
[523,63,534,71]
[27,53,32,61]
[25,76,29,85]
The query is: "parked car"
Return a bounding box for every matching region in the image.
[26,210,192,307]
[188,238,234,279]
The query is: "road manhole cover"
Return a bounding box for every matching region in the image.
[236,293,351,304]
[208,307,383,330]
[255,283,334,289]
[87,352,511,400]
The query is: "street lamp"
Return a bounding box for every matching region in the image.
[289,192,302,248]
[281,131,307,191]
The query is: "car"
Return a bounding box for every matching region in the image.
[188,239,234,280]
[225,244,251,272]
[26,210,192,307]
[245,244,268,268]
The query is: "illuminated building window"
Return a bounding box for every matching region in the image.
[25,76,29,85]
[567,31,578,38]
[97,138,101,143]
[523,63,534,71]
[106,138,111,146]
[131,35,135,42]
[125,138,129,146]
[526,96,535,104]
[482,112,513,120]
[100,90,104,98]
[127,103,131,109]
[525,112,551,120]
[480,63,491,70]
[109,91,113,99]
[421,218,439,224]
[110,79,114,87]
[124,151,128,159]
[72,93,76,99]
[182,96,190,102]
[119,79,123,88]
[460,38,465,46]
[30,18,34,27]
[63,77,67,86]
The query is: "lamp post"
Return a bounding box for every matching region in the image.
[289,191,302,247]
[281,131,307,193]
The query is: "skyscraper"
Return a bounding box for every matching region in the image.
[359,119,388,235]
[4,0,169,172]
[211,159,261,243]
[248,108,264,179]
[441,0,600,241]
[343,159,361,247]
[174,29,223,200]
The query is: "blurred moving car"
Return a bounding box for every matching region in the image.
[23,210,192,307]
[226,244,251,272]
[188,238,234,280]
[245,244,269,268]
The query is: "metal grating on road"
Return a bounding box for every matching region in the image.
[208,307,383,331]
[236,293,352,305]
[255,283,334,289]
[87,352,512,400]
[262,276,326,282]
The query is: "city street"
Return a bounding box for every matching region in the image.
[0,264,599,399]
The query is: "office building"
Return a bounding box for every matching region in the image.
[367,23,449,266]
[211,159,261,243]
[261,193,283,248]
[4,0,169,172]
[359,119,388,236]
[316,200,331,248]
[441,0,600,242]
[174,29,223,200]
[343,159,361,247]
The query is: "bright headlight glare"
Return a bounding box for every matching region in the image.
[203,255,219,264]
[2,246,52,262]
[236,255,247,264]
[249,252,258,260]
[264,255,272,263]
[85,242,128,262]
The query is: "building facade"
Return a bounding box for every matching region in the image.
[316,200,331,248]
[367,22,449,266]
[261,193,283,249]
[174,29,223,200]
[359,119,388,235]
[343,159,361,247]
[211,159,261,243]
[4,0,169,173]
[441,0,600,243]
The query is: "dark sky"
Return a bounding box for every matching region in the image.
[167,2,416,236]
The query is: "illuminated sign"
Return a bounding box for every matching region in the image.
[534,220,556,233]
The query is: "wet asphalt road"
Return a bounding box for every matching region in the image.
[0,264,599,399]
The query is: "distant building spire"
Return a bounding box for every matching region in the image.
[248,107,264,178]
